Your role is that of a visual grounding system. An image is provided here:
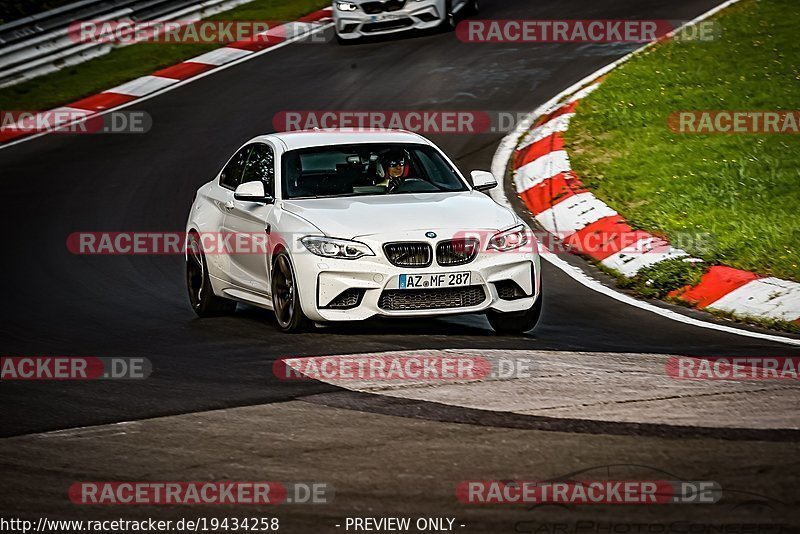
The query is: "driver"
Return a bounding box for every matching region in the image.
[375,148,410,192]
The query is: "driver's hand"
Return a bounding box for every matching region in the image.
[387,176,403,192]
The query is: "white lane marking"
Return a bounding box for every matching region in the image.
[105,75,179,97]
[534,192,617,236]
[0,21,334,150]
[600,237,689,277]
[708,278,800,321]
[566,82,601,103]
[494,144,800,347]
[517,113,574,150]
[2,108,90,130]
[538,246,800,346]
[514,150,571,192]
[265,21,317,39]
[488,1,799,347]
[188,46,253,66]
[52,106,92,117]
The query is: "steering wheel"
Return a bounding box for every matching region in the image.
[387,177,418,192]
[391,178,442,193]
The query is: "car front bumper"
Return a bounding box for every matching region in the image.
[333,0,444,39]
[292,232,541,322]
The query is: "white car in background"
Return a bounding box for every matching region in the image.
[333,0,478,41]
[185,130,541,333]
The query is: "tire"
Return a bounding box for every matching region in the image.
[486,290,543,335]
[439,0,456,31]
[186,232,237,317]
[271,251,312,333]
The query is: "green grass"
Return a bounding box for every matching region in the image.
[617,258,706,299]
[0,0,329,111]
[565,0,800,282]
[705,308,800,334]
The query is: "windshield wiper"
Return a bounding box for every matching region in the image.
[290,192,382,200]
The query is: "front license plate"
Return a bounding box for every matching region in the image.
[399,272,470,290]
[373,13,402,22]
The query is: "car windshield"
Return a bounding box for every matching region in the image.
[281,143,469,199]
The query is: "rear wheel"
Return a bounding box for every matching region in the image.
[486,290,542,335]
[186,232,237,317]
[271,251,311,333]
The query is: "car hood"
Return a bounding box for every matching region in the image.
[280,191,518,239]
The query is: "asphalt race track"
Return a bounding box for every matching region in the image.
[1,0,799,531]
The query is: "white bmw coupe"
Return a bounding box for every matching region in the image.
[185,130,541,333]
[333,0,478,41]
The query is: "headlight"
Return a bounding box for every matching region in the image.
[487,225,529,252]
[336,1,358,11]
[301,236,374,260]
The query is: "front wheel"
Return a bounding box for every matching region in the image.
[486,290,542,335]
[186,232,237,317]
[271,251,311,333]
[439,0,456,30]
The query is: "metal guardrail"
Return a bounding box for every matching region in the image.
[1,0,128,44]
[0,0,255,88]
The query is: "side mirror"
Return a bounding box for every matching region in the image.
[471,170,498,191]
[234,181,273,203]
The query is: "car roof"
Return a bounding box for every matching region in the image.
[250,129,432,151]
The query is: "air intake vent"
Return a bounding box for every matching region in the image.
[379,286,486,311]
[323,288,365,309]
[494,280,528,300]
[362,18,414,32]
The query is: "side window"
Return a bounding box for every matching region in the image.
[220,146,252,190]
[241,143,275,196]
